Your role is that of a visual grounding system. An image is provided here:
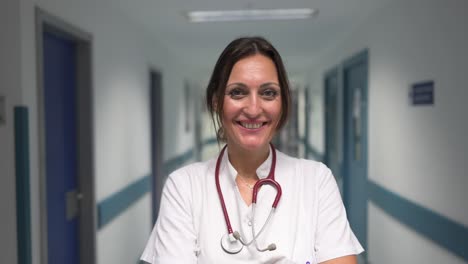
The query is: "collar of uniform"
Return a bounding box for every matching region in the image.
[224,145,273,186]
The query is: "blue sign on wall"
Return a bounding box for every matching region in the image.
[410,81,434,105]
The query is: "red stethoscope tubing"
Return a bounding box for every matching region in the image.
[215,143,282,236]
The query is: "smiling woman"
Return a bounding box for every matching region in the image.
[222,54,282,153]
[206,37,291,144]
[140,37,364,264]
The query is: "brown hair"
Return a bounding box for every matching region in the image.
[205,36,291,142]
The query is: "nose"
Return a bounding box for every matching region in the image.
[243,94,262,118]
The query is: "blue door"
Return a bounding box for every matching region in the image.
[342,50,368,253]
[43,31,80,264]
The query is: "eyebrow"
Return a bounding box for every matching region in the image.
[226,82,280,89]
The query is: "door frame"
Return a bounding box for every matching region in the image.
[36,8,96,264]
[342,49,369,253]
[149,69,164,224]
[303,86,310,158]
[324,67,344,192]
[323,67,339,169]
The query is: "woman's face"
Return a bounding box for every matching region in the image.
[222,54,282,152]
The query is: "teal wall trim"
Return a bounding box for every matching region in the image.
[202,137,218,147]
[368,180,468,262]
[97,144,207,230]
[163,138,220,176]
[97,175,151,229]
[97,147,199,230]
[301,136,467,260]
[163,149,194,175]
[14,106,32,264]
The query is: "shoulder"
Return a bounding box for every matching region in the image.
[276,150,331,180]
[163,157,217,194]
[167,157,216,182]
[160,158,217,209]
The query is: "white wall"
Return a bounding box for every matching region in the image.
[161,59,197,161]
[13,0,195,263]
[0,0,20,262]
[307,0,468,263]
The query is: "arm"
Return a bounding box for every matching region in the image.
[313,163,364,263]
[320,255,357,264]
[140,171,197,264]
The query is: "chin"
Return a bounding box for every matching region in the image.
[237,138,270,151]
[226,128,275,152]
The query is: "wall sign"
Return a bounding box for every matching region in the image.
[410,81,434,105]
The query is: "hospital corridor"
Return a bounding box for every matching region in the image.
[1,0,467,263]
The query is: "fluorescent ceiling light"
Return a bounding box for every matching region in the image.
[187,8,318,23]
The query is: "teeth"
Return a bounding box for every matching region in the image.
[241,122,263,129]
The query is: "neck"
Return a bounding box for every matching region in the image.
[227,143,270,179]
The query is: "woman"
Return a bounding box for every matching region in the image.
[141,37,363,264]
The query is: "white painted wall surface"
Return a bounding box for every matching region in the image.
[368,203,466,264]
[307,0,468,263]
[14,0,194,263]
[161,58,196,161]
[0,0,20,262]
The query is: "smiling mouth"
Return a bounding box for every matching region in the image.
[238,122,267,129]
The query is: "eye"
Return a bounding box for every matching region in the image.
[226,88,247,99]
[261,88,279,100]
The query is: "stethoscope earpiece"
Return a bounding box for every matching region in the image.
[267,243,276,251]
[232,231,241,240]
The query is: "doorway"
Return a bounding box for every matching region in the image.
[342,50,369,255]
[149,69,163,224]
[324,68,341,190]
[36,9,95,264]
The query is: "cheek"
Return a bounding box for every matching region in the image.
[269,103,283,131]
[221,105,234,121]
[269,101,282,121]
[222,99,243,120]
[221,107,237,132]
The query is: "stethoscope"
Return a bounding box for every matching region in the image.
[216,143,282,254]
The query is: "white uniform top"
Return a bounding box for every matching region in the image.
[141,148,363,264]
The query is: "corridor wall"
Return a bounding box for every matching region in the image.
[0,0,21,263]
[0,0,195,263]
[306,0,468,263]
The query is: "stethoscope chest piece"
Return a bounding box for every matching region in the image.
[221,233,243,254]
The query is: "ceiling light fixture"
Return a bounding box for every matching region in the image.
[186,8,318,23]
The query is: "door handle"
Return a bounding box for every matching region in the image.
[65,189,82,220]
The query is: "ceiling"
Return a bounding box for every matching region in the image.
[108,0,393,72]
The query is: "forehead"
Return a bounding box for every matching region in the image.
[228,54,278,81]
